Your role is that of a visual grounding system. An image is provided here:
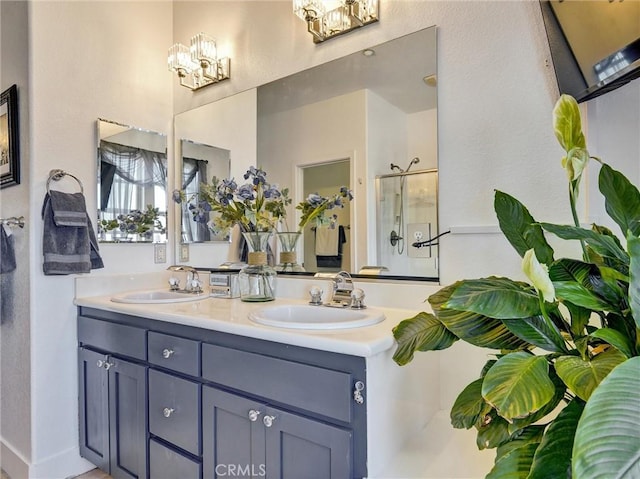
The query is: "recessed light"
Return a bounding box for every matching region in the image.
[362,49,375,57]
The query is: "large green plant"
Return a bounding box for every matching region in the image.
[393,95,640,478]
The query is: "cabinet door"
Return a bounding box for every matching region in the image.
[108,357,148,479]
[202,386,266,479]
[79,348,110,473]
[264,406,352,479]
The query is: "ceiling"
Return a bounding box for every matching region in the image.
[258,27,437,116]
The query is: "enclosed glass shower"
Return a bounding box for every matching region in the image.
[375,168,438,278]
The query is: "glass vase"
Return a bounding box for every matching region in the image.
[275,232,306,273]
[239,231,277,302]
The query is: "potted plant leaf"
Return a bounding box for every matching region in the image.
[392,95,640,478]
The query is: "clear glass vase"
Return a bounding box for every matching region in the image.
[239,231,277,302]
[275,232,306,273]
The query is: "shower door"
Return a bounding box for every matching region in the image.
[375,169,438,278]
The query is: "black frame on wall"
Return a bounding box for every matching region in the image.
[0,84,20,188]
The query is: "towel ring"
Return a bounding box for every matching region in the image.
[46,169,84,194]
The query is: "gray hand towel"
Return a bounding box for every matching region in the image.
[41,191,104,275]
[0,224,16,274]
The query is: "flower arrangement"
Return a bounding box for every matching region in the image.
[295,186,353,231]
[116,204,162,235]
[173,166,290,234]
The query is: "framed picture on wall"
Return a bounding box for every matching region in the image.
[0,84,20,189]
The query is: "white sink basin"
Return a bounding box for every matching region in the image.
[111,290,206,304]
[248,304,385,330]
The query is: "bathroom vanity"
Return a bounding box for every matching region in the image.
[75,279,437,479]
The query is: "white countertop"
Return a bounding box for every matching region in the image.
[75,291,414,358]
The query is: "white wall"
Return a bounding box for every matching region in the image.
[26,2,173,477]
[1,2,32,478]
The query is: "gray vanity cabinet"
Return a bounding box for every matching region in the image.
[78,308,368,479]
[202,386,352,479]
[78,347,147,479]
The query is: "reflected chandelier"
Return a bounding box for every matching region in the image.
[168,33,230,91]
[293,0,379,43]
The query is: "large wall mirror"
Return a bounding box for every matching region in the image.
[175,26,438,280]
[97,119,168,243]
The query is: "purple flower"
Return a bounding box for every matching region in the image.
[237,184,255,200]
[340,186,353,200]
[263,184,281,199]
[244,166,267,185]
[306,193,324,207]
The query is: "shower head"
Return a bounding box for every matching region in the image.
[406,157,420,172]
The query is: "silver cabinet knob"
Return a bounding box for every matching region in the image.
[248,409,261,422]
[262,415,276,428]
[97,359,114,370]
[162,348,175,359]
[163,407,175,418]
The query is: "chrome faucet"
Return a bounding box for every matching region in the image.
[167,265,203,294]
[313,271,365,309]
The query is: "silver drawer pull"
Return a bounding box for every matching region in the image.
[353,381,365,404]
[262,415,276,428]
[163,407,175,418]
[162,348,175,359]
[96,359,105,368]
[248,409,261,422]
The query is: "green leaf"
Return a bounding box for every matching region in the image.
[590,328,635,359]
[444,277,541,320]
[482,352,555,422]
[564,301,592,337]
[501,314,567,353]
[539,222,629,267]
[487,426,545,479]
[494,191,554,264]
[450,378,490,429]
[528,398,585,479]
[555,348,627,401]
[553,94,586,152]
[599,164,640,237]
[607,313,638,353]
[573,356,640,478]
[392,311,458,366]
[507,367,566,435]
[628,232,640,330]
[550,259,616,311]
[429,284,530,351]
[476,410,512,450]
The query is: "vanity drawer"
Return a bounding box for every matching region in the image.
[149,438,202,479]
[148,331,200,376]
[202,344,353,423]
[149,369,201,456]
[77,316,146,360]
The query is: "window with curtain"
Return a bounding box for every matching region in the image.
[98,139,167,241]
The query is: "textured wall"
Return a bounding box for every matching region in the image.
[0,2,32,478]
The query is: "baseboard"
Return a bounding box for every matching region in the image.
[1,440,29,479]
[30,446,94,479]
[1,440,95,479]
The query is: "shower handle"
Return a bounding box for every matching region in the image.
[390,230,403,246]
